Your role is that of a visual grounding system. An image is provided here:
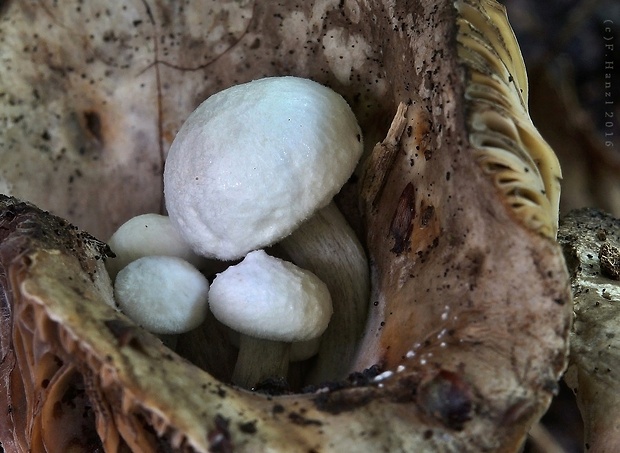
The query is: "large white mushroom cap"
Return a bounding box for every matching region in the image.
[114,255,210,335]
[209,250,333,342]
[164,76,363,260]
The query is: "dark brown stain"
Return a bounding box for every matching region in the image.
[420,204,435,227]
[288,411,323,427]
[390,182,416,255]
[272,404,285,415]
[208,414,234,453]
[104,319,147,352]
[83,111,103,144]
[417,369,473,430]
[313,388,376,415]
[238,420,257,434]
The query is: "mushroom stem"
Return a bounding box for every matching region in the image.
[232,335,291,389]
[279,201,370,384]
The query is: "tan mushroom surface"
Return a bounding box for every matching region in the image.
[0,0,571,452]
[558,209,620,453]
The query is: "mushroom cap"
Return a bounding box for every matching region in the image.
[106,213,205,280]
[289,337,321,362]
[208,250,333,342]
[163,76,363,260]
[114,255,210,335]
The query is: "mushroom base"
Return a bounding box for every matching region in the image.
[232,336,291,390]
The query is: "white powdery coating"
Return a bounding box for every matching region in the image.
[164,76,363,260]
[106,213,203,279]
[209,250,333,342]
[114,256,210,335]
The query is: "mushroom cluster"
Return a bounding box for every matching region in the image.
[105,76,369,389]
[0,1,575,451]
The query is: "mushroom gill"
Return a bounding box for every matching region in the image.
[455,0,562,237]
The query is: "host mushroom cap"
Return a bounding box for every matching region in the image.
[209,250,333,342]
[164,76,363,260]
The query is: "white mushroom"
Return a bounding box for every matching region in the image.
[208,250,332,389]
[105,213,207,280]
[114,255,210,335]
[163,76,369,383]
[163,76,363,260]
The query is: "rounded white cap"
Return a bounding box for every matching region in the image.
[164,76,363,260]
[106,213,204,279]
[114,255,210,335]
[209,250,333,342]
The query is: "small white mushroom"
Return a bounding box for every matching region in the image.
[208,250,332,389]
[105,213,207,280]
[114,255,210,335]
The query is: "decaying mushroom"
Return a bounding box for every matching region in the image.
[558,209,620,453]
[0,0,572,452]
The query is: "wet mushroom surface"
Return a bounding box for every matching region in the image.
[0,0,572,452]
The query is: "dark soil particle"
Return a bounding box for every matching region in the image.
[208,415,233,453]
[288,412,323,427]
[238,421,257,434]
